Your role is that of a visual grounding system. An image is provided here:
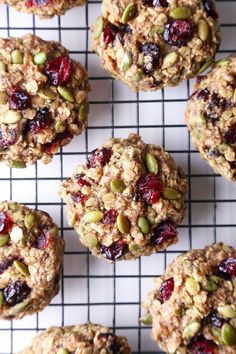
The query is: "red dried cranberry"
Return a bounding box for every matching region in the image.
[103,23,119,45]
[76,174,91,187]
[205,147,221,158]
[25,0,50,6]
[139,43,160,73]
[44,131,74,154]
[196,88,210,101]
[0,257,16,275]
[189,336,215,354]
[108,341,121,353]
[137,174,163,204]
[100,240,128,261]
[45,56,72,86]
[87,148,112,168]
[208,311,225,328]
[3,281,31,306]
[103,209,118,225]
[27,107,52,134]
[196,75,207,85]
[143,0,168,6]
[151,222,177,245]
[160,277,174,303]
[0,128,17,149]
[163,20,193,46]
[205,92,222,121]
[0,212,13,234]
[71,191,87,204]
[9,88,31,111]
[225,124,236,144]
[202,0,218,20]
[217,257,236,279]
[34,230,51,250]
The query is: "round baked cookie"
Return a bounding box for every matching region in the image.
[60,134,187,262]
[0,34,89,168]
[143,243,236,354]
[0,0,86,19]
[18,323,131,353]
[185,55,236,181]
[0,201,64,320]
[91,0,220,91]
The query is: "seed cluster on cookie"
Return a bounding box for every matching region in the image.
[144,243,236,353]
[91,0,220,91]
[60,134,187,261]
[0,34,89,168]
[18,323,131,354]
[0,201,64,320]
[185,55,236,181]
[0,0,86,18]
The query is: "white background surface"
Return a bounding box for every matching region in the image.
[0,1,236,353]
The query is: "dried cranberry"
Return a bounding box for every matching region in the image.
[225,124,236,144]
[44,131,73,154]
[71,192,87,204]
[216,257,236,279]
[0,257,15,275]
[103,209,118,225]
[103,23,119,45]
[196,88,210,102]
[205,147,221,158]
[100,240,128,261]
[137,174,163,204]
[208,311,225,328]
[160,277,174,303]
[27,107,52,134]
[25,0,50,6]
[151,222,177,245]
[76,174,91,187]
[9,88,31,111]
[189,336,215,354]
[87,148,112,168]
[34,230,51,250]
[139,43,160,73]
[163,20,193,46]
[0,128,17,149]
[0,212,13,234]
[108,341,121,353]
[143,0,168,6]
[3,281,31,306]
[204,93,222,121]
[45,56,72,86]
[202,0,219,20]
[196,75,207,85]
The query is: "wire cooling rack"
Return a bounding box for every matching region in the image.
[0,1,236,353]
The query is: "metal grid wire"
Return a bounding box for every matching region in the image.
[0,0,236,353]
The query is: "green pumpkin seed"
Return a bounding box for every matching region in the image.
[57,348,69,354]
[149,25,164,37]
[13,301,28,312]
[198,19,209,41]
[34,52,47,65]
[10,160,26,169]
[0,110,22,124]
[117,214,131,234]
[210,275,219,283]
[136,68,144,82]
[138,216,150,235]
[79,102,88,119]
[0,61,6,72]
[57,86,75,103]
[198,58,213,74]
[0,234,9,247]
[204,279,218,292]
[87,234,98,248]
[110,179,126,193]
[185,277,200,295]
[211,327,224,344]
[24,212,36,229]
[129,242,139,252]
[141,314,153,325]
[121,51,132,72]
[0,291,4,306]
[0,92,8,105]
[216,59,230,67]
[170,6,192,20]
[221,323,236,346]
[233,291,236,298]
[13,260,30,276]
[11,49,23,64]
[146,152,158,174]
[183,322,201,339]
[121,3,136,23]
[163,188,181,200]
[218,305,236,319]
[162,52,179,69]
[93,16,104,39]
[39,87,57,100]
[55,120,65,133]
[84,210,103,223]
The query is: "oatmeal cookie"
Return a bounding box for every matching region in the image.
[143,243,236,354]
[60,134,187,262]
[0,0,86,19]
[0,34,89,168]
[185,55,236,181]
[91,0,220,91]
[0,200,64,320]
[18,323,131,353]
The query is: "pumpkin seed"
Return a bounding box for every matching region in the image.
[39,87,57,100]
[233,291,236,298]
[0,92,8,105]
[162,52,179,69]
[9,160,26,168]
[34,52,47,65]
[84,210,103,223]
[138,53,144,66]
[13,260,30,276]
[55,120,65,133]
[185,277,200,295]
[141,314,153,325]
[210,275,219,283]
[117,214,131,234]
[149,25,164,37]
[170,6,192,20]
[0,110,22,124]
[24,212,36,229]
[138,216,150,235]
[57,349,69,354]
[87,234,98,248]
[198,19,209,41]
[79,102,88,119]
[129,242,139,252]
[136,68,144,82]
[218,305,236,319]
[221,323,236,346]
[0,291,4,306]
[0,61,6,72]
[0,234,9,247]
[162,188,181,200]
[211,327,224,344]
[198,58,213,74]
[57,86,75,103]
[13,301,28,312]
[183,322,201,339]
[216,59,230,67]
[121,51,132,72]
[110,179,126,193]
[11,49,23,64]
[93,16,104,39]
[204,279,218,292]
[146,152,158,174]
[121,3,136,23]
